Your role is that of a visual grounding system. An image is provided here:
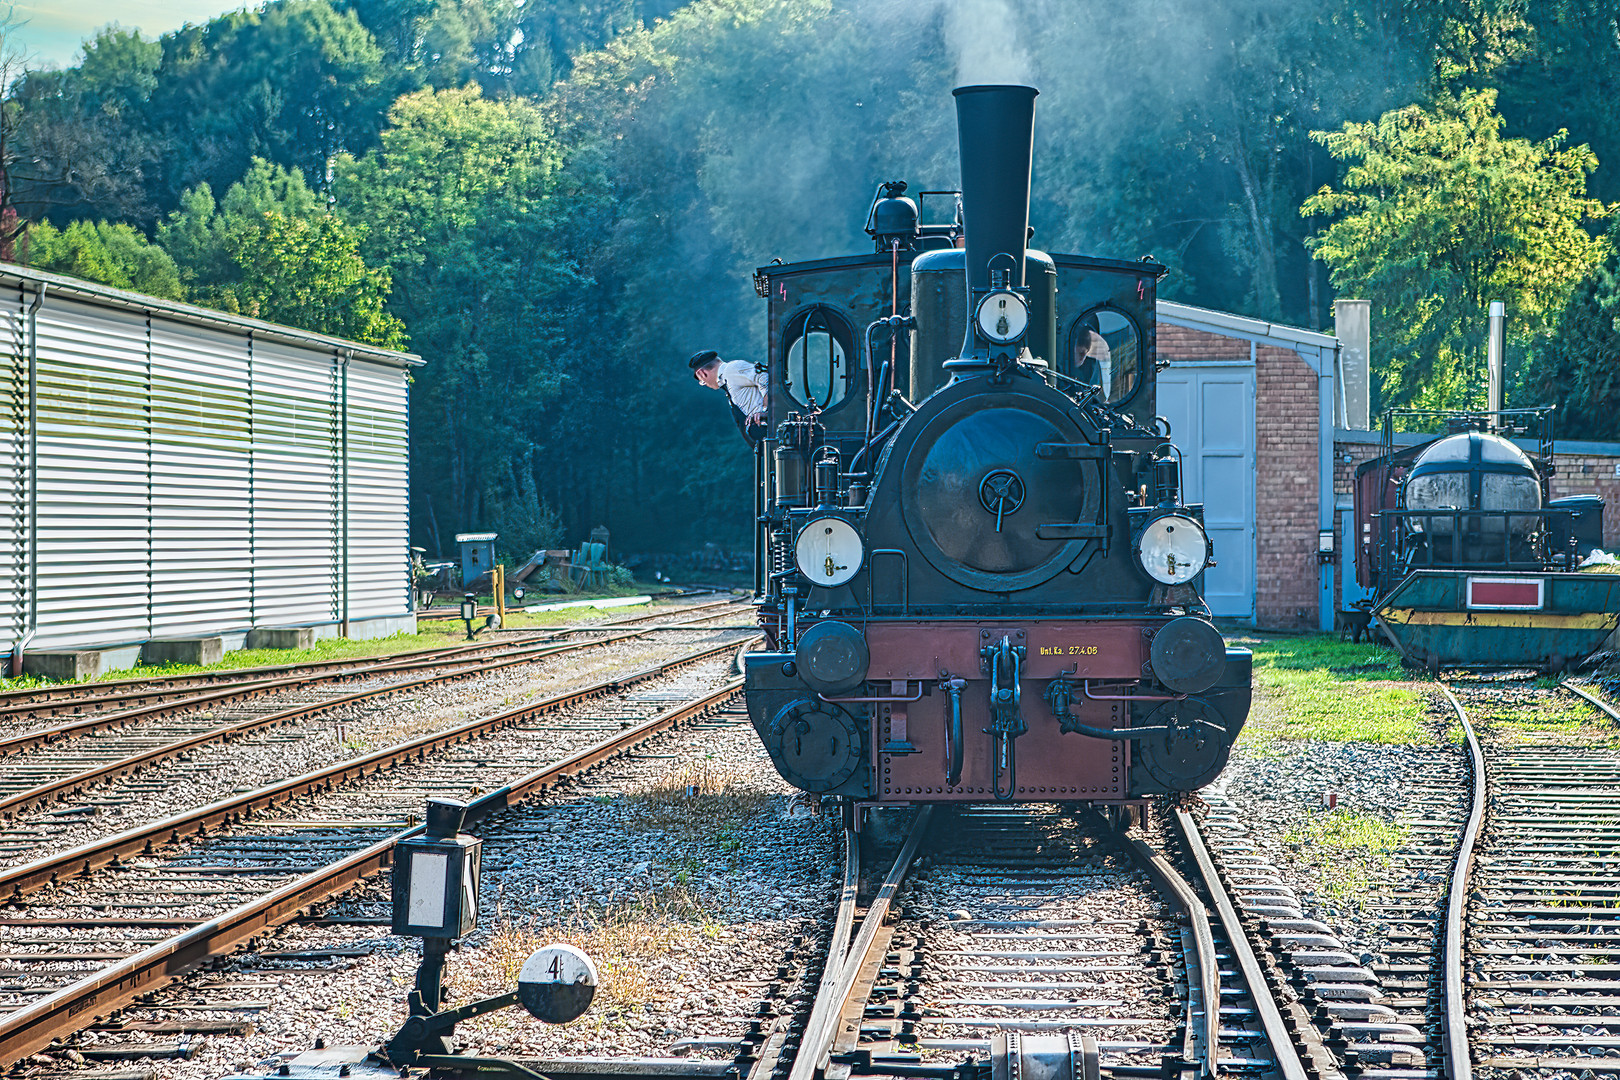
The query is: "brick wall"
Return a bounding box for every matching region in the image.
[1256,345,1319,629]
[1159,323,1250,363]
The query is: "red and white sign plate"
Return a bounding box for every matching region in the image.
[1465,576,1545,611]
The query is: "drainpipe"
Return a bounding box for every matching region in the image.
[339,350,351,638]
[10,283,45,677]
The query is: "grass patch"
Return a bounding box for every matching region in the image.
[0,628,479,692]
[1282,808,1408,902]
[621,758,778,843]
[450,885,717,1025]
[1240,633,1431,747]
[1476,696,1618,744]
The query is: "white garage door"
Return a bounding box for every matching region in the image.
[1155,364,1256,619]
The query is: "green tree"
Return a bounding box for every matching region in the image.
[221,211,405,347]
[7,27,167,233]
[1302,88,1609,411]
[22,219,184,299]
[337,85,577,551]
[158,158,403,346]
[1493,0,1620,205]
[1525,220,1620,438]
[142,0,391,217]
[158,158,323,291]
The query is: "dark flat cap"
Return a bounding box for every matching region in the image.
[688,349,720,370]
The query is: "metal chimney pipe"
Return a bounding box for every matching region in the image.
[1487,300,1505,422]
[953,84,1037,362]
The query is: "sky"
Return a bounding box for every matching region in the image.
[11,0,242,68]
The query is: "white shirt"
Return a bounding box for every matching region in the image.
[717,359,766,417]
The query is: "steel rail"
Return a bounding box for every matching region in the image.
[1173,809,1309,1080]
[0,640,585,755]
[0,634,568,713]
[789,807,933,1080]
[0,614,740,757]
[1560,679,1620,723]
[0,635,566,721]
[0,625,750,820]
[786,826,861,1080]
[1438,682,1486,1080]
[1119,822,1221,1079]
[0,598,739,713]
[0,679,742,1071]
[0,637,743,900]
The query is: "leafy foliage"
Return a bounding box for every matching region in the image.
[1525,221,1620,438]
[219,212,406,347]
[21,220,184,299]
[1302,89,1609,410]
[337,86,576,549]
[4,0,1617,556]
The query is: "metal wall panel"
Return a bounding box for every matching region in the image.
[150,324,253,636]
[32,298,152,649]
[251,340,341,628]
[0,287,26,655]
[0,277,413,657]
[344,359,409,620]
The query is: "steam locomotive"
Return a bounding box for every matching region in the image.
[742,85,1251,812]
[1352,407,1620,672]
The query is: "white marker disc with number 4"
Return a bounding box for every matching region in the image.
[518,944,598,1023]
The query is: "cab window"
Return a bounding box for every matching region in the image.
[782,306,856,410]
[1067,307,1140,404]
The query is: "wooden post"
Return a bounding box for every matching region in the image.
[495,564,506,624]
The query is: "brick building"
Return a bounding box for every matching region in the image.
[1156,301,1338,630]
[1155,299,1620,631]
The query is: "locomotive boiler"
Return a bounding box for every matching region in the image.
[742,85,1251,814]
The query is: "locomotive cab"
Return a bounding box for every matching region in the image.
[744,85,1252,810]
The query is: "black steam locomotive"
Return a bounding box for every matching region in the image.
[744,85,1251,811]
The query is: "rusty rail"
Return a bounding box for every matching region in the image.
[0,677,743,1070]
[0,625,747,819]
[0,638,743,900]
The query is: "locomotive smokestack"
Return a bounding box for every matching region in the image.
[953,84,1037,363]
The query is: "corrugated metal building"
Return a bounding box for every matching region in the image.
[0,266,421,664]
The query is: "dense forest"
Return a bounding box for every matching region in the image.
[3,0,1616,557]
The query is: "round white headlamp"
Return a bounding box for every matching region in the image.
[1136,514,1210,585]
[975,290,1028,345]
[795,516,864,587]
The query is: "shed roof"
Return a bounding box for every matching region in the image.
[1,263,423,369]
[1158,299,1338,352]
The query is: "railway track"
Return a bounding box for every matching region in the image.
[1447,676,1620,1080]
[0,643,751,1071]
[1191,673,1620,1080]
[0,606,750,847]
[775,803,1322,1080]
[0,597,747,725]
